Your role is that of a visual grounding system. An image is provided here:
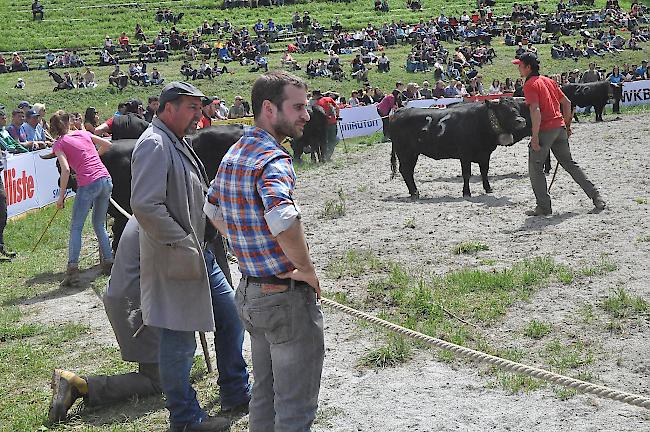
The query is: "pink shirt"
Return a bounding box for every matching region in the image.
[52,130,110,187]
[377,94,395,117]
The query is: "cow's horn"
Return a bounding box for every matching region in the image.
[39,152,57,160]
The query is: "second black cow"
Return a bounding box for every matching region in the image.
[561,81,617,122]
[390,98,528,198]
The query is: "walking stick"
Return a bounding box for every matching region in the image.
[32,192,67,253]
[199,332,214,373]
[547,160,560,193]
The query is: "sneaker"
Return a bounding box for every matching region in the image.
[525,206,552,216]
[593,195,606,211]
[220,399,250,416]
[170,415,231,432]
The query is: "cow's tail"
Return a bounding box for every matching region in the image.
[390,142,397,180]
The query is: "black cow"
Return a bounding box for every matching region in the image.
[561,81,614,122]
[390,98,528,198]
[290,105,328,163]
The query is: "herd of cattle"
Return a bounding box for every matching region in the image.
[52,80,614,249]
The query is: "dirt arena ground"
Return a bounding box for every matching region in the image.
[25,113,649,431]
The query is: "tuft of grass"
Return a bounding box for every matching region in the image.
[360,334,412,368]
[579,303,596,324]
[497,373,546,395]
[523,320,553,339]
[633,197,648,204]
[579,259,618,277]
[543,339,594,373]
[636,235,650,243]
[403,217,416,229]
[452,241,489,255]
[601,287,648,319]
[320,187,346,219]
[325,249,387,280]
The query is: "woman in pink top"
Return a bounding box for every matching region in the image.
[377,89,399,141]
[50,110,113,286]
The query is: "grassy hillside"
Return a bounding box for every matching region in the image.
[0,0,648,117]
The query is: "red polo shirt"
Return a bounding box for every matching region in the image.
[197,115,211,129]
[523,75,565,131]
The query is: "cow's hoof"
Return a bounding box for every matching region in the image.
[484,187,493,194]
[409,193,419,201]
[463,192,471,198]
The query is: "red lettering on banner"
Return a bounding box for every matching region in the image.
[3,168,35,206]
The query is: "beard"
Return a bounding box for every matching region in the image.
[184,117,200,136]
[273,111,305,140]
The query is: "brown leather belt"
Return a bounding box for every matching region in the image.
[244,275,293,286]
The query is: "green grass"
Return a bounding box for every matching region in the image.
[325,248,387,279]
[360,333,412,368]
[543,339,594,372]
[1,0,648,119]
[637,235,650,243]
[320,186,347,219]
[523,319,552,339]
[452,241,489,255]
[601,287,648,319]
[633,197,648,204]
[403,216,416,229]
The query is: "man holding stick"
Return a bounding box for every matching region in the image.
[513,53,606,216]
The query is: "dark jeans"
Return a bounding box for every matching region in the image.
[158,250,250,428]
[204,248,251,409]
[86,363,161,406]
[0,173,6,246]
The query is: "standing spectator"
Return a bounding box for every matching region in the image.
[32,0,44,20]
[144,96,159,122]
[635,60,648,80]
[377,89,399,141]
[6,109,25,141]
[50,110,114,284]
[203,71,324,432]
[83,107,103,135]
[313,90,340,161]
[197,97,218,129]
[130,82,231,432]
[349,91,361,107]
[0,107,18,261]
[228,96,246,118]
[19,110,49,150]
[513,53,605,216]
[95,99,149,140]
[580,62,601,114]
[606,65,623,114]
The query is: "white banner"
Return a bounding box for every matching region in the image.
[4,150,73,218]
[4,152,38,218]
[337,105,384,139]
[405,97,464,109]
[620,79,650,107]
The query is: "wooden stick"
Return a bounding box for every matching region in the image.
[199,331,213,373]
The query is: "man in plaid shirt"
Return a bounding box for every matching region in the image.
[204,71,324,432]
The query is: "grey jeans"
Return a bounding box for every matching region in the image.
[236,278,324,432]
[529,127,599,211]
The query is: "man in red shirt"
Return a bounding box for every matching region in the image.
[197,97,220,129]
[312,90,339,161]
[513,53,605,216]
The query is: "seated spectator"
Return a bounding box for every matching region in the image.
[32,0,44,20]
[349,91,361,107]
[503,77,515,93]
[281,51,300,70]
[135,23,146,41]
[181,61,198,80]
[377,52,390,72]
[82,67,96,88]
[128,63,149,85]
[489,79,502,94]
[228,96,246,119]
[99,49,117,66]
[375,0,389,12]
[108,66,128,90]
[186,45,198,60]
[15,78,25,89]
[551,42,565,59]
[432,80,446,98]
[45,50,56,68]
[150,67,165,85]
[63,72,75,89]
[445,80,460,97]
[420,81,433,98]
[11,53,28,72]
[635,60,649,80]
[6,109,25,141]
[19,109,49,150]
[104,36,116,54]
[0,54,6,73]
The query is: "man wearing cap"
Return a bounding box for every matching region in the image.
[513,53,605,216]
[228,96,246,119]
[130,82,231,432]
[0,106,27,261]
[95,99,149,140]
[19,109,49,150]
[204,71,324,432]
[313,89,340,161]
[18,101,31,115]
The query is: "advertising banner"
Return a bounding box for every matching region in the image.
[4,152,38,218]
[337,105,384,139]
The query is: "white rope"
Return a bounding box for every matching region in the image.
[320,298,650,410]
[109,197,132,219]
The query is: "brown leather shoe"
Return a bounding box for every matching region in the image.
[61,265,79,287]
[48,369,82,423]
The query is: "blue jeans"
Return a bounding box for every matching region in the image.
[68,176,113,265]
[204,249,251,409]
[158,250,251,428]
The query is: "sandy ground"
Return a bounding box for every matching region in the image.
[23,113,649,431]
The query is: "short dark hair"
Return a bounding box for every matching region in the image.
[148,95,159,104]
[251,71,307,119]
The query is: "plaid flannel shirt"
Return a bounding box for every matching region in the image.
[203,126,300,277]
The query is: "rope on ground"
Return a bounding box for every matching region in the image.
[320,297,650,410]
